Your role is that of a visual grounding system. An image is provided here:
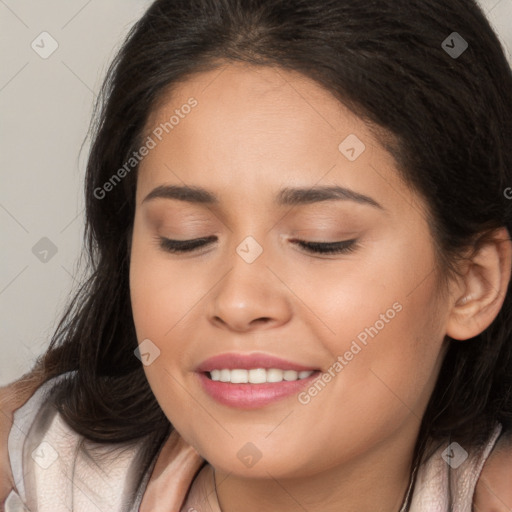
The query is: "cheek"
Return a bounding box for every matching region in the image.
[129,223,228,417]
[129,226,206,342]
[288,280,446,474]
[304,234,446,410]
[129,237,204,420]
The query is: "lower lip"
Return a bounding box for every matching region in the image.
[196,371,321,409]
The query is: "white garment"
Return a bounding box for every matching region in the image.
[5,372,503,511]
[6,373,154,512]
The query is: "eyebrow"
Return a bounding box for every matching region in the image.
[142,184,384,210]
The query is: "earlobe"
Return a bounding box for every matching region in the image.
[446,227,512,341]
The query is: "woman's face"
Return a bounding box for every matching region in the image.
[129,62,451,478]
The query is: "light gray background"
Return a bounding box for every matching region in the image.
[1,0,511,386]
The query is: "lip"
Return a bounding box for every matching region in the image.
[196,371,321,409]
[195,352,319,372]
[195,352,321,409]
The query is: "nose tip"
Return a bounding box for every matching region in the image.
[207,238,293,332]
[212,314,274,331]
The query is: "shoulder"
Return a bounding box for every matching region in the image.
[1,371,69,509]
[3,372,158,512]
[1,385,18,504]
[474,429,512,511]
[1,369,50,507]
[408,424,503,511]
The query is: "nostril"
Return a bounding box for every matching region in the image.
[251,317,271,325]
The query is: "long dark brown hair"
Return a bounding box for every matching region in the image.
[32,0,512,473]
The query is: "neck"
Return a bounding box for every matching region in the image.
[212,421,419,512]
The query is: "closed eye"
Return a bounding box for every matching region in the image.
[158,236,217,253]
[290,238,358,255]
[156,236,359,255]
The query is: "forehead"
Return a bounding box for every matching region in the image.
[143,62,373,156]
[136,62,423,219]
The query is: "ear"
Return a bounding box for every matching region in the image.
[446,227,512,341]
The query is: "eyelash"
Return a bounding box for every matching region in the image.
[156,236,359,255]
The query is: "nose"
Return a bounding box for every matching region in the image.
[207,240,293,333]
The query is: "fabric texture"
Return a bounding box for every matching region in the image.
[6,373,159,512]
[5,372,503,511]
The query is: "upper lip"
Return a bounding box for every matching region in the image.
[196,352,319,372]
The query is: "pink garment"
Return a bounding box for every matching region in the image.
[5,373,502,511]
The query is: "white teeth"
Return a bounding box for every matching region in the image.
[283,370,298,381]
[267,368,284,382]
[208,368,315,383]
[230,369,248,383]
[248,368,267,384]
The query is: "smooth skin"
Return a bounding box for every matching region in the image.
[1,62,511,512]
[128,63,512,512]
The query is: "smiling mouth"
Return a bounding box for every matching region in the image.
[205,368,321,384]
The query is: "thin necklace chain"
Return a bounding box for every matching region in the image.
[212,464,418,512]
